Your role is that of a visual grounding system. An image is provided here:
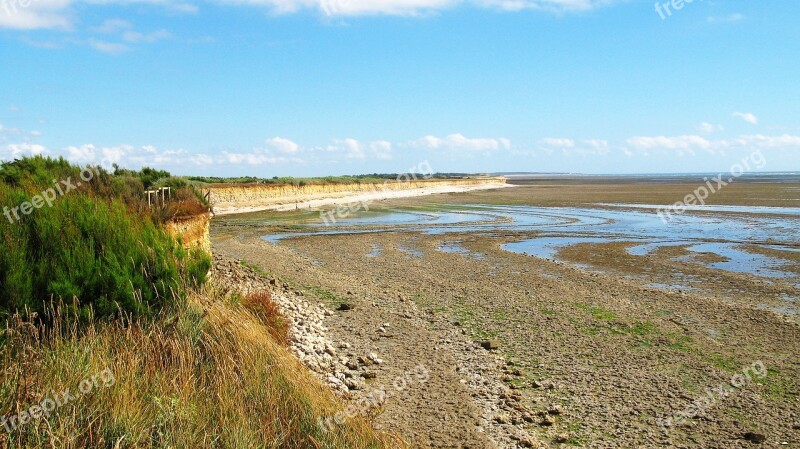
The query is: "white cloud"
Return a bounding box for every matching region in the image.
[540,137,575,148]
[623,133,800,157]
[93,18,132,33]
[0,0,72,30]
[728,134,800,149]
[337,138,364,159]
[0,123,44,143]
[121,29,171,43]
[0,0,617,31]
[3,143,48,158]
[311,138,393,161]
[732,112,759,125]
[583,139,608,149]
[213,0,619,17]
[0,0,620,33]
[697,122,723,134]
[412,133,511,152]
[626,135,715,156]
[88,39,129,54]
[66,143,98,161]
[369,140,393,160]
[221,151,285,165]
[190,154,215,165]
[475,0,617,12]
[266,137,300,154]
[0,0,194,30]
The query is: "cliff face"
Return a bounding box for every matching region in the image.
[166,213,212,254]
[208,178,506,211]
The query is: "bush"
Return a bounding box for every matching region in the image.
[243,290,290,346]
[0,157,210,321]
[0,192,185,320]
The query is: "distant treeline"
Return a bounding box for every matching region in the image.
[187,173,483,186]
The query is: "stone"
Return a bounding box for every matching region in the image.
[495,414,511,424]
[743,433,766,444]
[480,340,500,350]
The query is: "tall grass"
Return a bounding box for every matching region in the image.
[0,292,406,448]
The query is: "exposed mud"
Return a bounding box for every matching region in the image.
[212,183,800,448]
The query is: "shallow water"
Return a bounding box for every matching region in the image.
[263,203,799,280]
[366,244,383,258]
[436,241,486,260]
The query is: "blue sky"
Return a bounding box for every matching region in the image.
[1,0,799,177]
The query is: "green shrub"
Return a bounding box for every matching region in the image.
[0,157,209,321]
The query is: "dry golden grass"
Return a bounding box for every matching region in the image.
[0,293,406,449]
[242,290,290,347]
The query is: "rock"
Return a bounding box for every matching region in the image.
[540,416,556,426]
[548,405,563,415]
[555,433,570,443]
[495,414,511,424]
[480,340,500,350]
[519,437,537,448]
[743,433,767,444]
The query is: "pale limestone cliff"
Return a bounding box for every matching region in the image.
[165,213,212,254]
[208,178,507,212]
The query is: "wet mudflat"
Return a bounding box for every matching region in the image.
[213,180,800,448]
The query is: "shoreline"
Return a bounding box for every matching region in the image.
[212,182,512,216]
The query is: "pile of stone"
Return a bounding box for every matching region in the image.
[210,255,373,396]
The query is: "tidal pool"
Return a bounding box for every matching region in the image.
[263,204,799,280]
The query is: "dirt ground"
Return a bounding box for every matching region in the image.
[212,182,800,448]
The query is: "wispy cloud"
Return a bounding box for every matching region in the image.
[0,0,621,30]
[732,112,759,125]
[540,137,575,148]
[697,122,724,133]
[411,133,511,152]
[88,39,129,54]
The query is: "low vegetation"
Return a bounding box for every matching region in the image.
[188,172,479,187]
[0,156,402,448]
